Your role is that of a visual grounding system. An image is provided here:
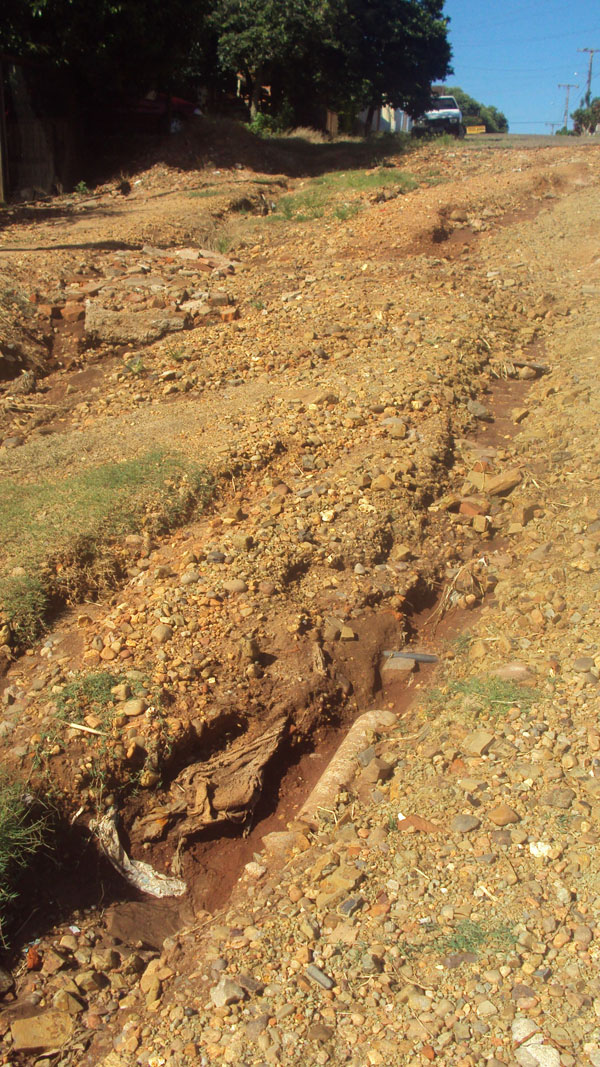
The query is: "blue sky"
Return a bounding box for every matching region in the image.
[442,0,600,133]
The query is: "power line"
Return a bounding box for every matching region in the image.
[456,65,573,74]
[453,29,595,46]
[446,0,572,35]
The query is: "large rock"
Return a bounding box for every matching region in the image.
[85,303,188,345]
[11,1011,74,1051]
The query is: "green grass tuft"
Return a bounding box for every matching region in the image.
[438,919,516,955]
[0,776,45,941]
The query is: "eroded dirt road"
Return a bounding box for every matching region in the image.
[1,135,599,1065]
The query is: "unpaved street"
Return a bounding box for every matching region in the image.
[1,134,600,1065]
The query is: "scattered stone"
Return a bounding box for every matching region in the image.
[488,803,520,826]
[307,1023,334,1043]
[85,304,187,345]
[451,813,481,833]
[487,469,522,496]
[122,697,146,717]
[382,656,416,674]
[462,729,495,756]
[210,977,247,1007]
[542,787,575,809]
[151,623,173,644]
[305,964,335,990]
[1,136,599,1067]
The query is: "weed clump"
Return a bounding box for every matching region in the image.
[0,776,45,941]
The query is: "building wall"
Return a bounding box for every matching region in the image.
[358,106,412,134]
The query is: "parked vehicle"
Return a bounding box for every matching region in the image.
[412,95,466,138]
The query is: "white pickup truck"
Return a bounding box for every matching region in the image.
[412,95,466,139]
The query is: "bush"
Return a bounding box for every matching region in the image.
[246,112,280,137]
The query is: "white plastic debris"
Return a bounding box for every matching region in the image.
[91,808,186,898]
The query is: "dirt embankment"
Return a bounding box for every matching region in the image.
[0,133,599,1065]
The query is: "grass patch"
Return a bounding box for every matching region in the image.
[450,630,472,655]
[273,166,417,223]
[214,234,233,254]
[0,776,45,942]
[423,670,543,724]
[319,169,417,194]
[54,670,125,725]
[187,186,221,199]
[334,203,362,221]
[0,450,214,646]
[450,675,540,712]
[437,919,516,956]
[276,187,327,221]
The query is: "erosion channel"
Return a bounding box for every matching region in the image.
[0,134,599,1066]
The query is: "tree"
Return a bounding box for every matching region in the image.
[212,0,452,126]
[212,0,342,118]
[444,86,508,132]
[572,97,600,134]
[337,0,452,123]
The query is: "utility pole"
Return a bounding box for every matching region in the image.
[578,48,599,106]
[545,122,559,134]
[558,83,578,130]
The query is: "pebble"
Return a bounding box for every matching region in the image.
[305,965,335,990]
[151,623,172,644]
[451,814,481,833]
[573,656,594,672]
[210,977,247,1007]
[488,803,520,826]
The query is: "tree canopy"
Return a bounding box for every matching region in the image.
[1,0,453,125]
[444,86,508,133]
[1,0,205,93]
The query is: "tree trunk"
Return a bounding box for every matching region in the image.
[364,104,375,136]
[249,68,264,119]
